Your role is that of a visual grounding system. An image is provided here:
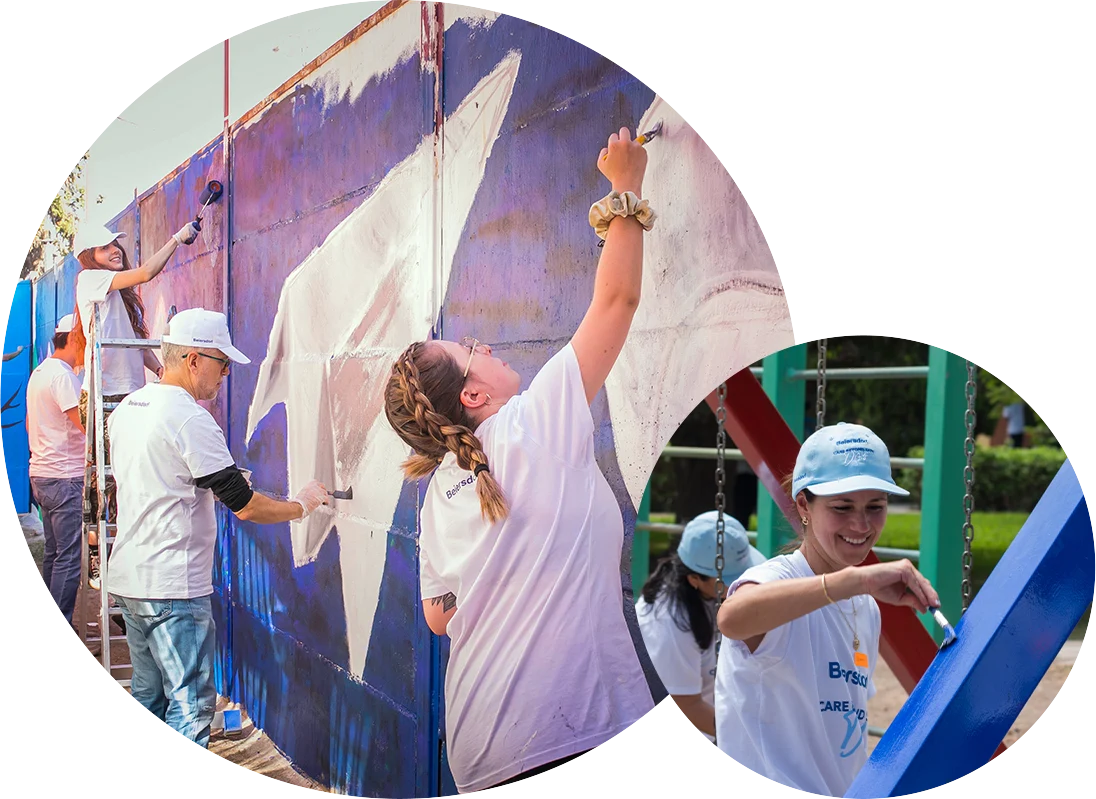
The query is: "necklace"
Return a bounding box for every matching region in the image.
[834,596,860,651]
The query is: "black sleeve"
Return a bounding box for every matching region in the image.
[194,465,254,513]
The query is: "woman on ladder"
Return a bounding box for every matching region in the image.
[637,510,764,741]
[71,221,199,588]
[714,422,941,796]
[384,128,656,792]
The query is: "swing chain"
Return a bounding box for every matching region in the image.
[816,339,828,431]
[715,382,728,605]
[961,361,978,612]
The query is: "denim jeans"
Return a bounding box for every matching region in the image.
[113,595,217,748]
[30,476,84,623]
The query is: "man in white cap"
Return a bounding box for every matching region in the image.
[105,308,328,747]
[26,314,86,624]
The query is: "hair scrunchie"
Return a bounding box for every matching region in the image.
[474,463,490,477]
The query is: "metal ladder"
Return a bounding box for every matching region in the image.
[76,302,161,688]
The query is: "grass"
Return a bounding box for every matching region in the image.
[643,510,1089,639]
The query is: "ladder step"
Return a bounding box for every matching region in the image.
[118,679,132,689]
[99,338,161,349]
[85,634,128,643]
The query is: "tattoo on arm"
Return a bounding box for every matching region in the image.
[429,592,457,613]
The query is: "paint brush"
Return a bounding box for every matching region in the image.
[931,607,958,648]
[329,487,354,500]
[601,120,664,160]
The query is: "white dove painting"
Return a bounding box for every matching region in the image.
[245,51,522,679]
[605,96,795,512]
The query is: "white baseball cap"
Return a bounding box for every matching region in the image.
[73,225,127,257]
[55,314,76,334]
[792,422,909,498]
[161,308,251,364]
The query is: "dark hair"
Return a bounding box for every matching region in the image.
[640,553,715,651]
[52,331,69,350]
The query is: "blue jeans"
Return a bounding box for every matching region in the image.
[113,595,217,748]
[31,476,84,623]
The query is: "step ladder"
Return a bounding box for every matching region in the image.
[76,302,161,689]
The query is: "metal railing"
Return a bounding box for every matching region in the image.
[749,366,930,381]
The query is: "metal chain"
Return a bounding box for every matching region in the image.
[816,339,828,431]
[961,361,977,612]
[715,382,728,608]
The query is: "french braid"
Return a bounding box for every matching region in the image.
[384,341,509,523]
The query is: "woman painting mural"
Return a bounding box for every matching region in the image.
[384,128,657,792]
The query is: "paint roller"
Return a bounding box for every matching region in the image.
[192,180,224,231]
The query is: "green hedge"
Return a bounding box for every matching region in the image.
[897,445,1067,512]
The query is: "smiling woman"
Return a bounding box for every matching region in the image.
[713,423,940,797]
[69,221,200,586]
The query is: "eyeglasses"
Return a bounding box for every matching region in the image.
[196,352,231,373]
[460,336,491,378]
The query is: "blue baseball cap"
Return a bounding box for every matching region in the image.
[792,422,910,498]
[678,511,767,582]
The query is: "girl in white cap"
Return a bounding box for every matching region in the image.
[714,423,940,797]
[70,220,198,586]
[637,511,765,741]
[383,128,656,792]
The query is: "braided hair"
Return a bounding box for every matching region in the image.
[384,340,509,523]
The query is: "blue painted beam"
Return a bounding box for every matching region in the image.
[846,460,1093,797]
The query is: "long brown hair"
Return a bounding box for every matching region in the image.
[384,341,509,523]
[71,243,149,366]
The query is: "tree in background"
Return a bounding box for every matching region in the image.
[649,337,1055,519]
[21,153,96,279]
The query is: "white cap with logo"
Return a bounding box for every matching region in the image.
[161,308,251,364]
[73,226,127,258]
[55,314,76,334]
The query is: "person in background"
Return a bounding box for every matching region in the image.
[106,308,328,747]
[1002,401,1027,448]
[637,510,765,741]
[26,314,85,625]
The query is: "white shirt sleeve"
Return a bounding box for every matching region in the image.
[76,269,116,308]
[175,410,235,479]
[419,541,450,600]
[512,343,594,466]
[638,600,704,695]
[722,559,795,660]
[51,368,81,412]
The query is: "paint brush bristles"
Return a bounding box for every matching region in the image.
[931,608,958,648]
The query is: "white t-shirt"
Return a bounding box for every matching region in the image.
[26,357,85,479]
[106,383,235,599]
[76,269,148,395]
[714,550,880,797]
[419,344,654,793]
[636,593,717,742]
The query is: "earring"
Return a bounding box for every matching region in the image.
[485,393,492,405]
[801,518,808,526]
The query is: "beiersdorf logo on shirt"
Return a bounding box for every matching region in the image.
[445,474,478,500]
[822,660,869,758]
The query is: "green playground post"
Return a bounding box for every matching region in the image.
[632,485,652,599]
[918,347,967,642]
[756,345,807,557]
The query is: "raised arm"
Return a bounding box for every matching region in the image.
[107,222,199,293]
[571,127,649,404]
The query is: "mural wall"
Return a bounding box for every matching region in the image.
[24,2,792,795]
